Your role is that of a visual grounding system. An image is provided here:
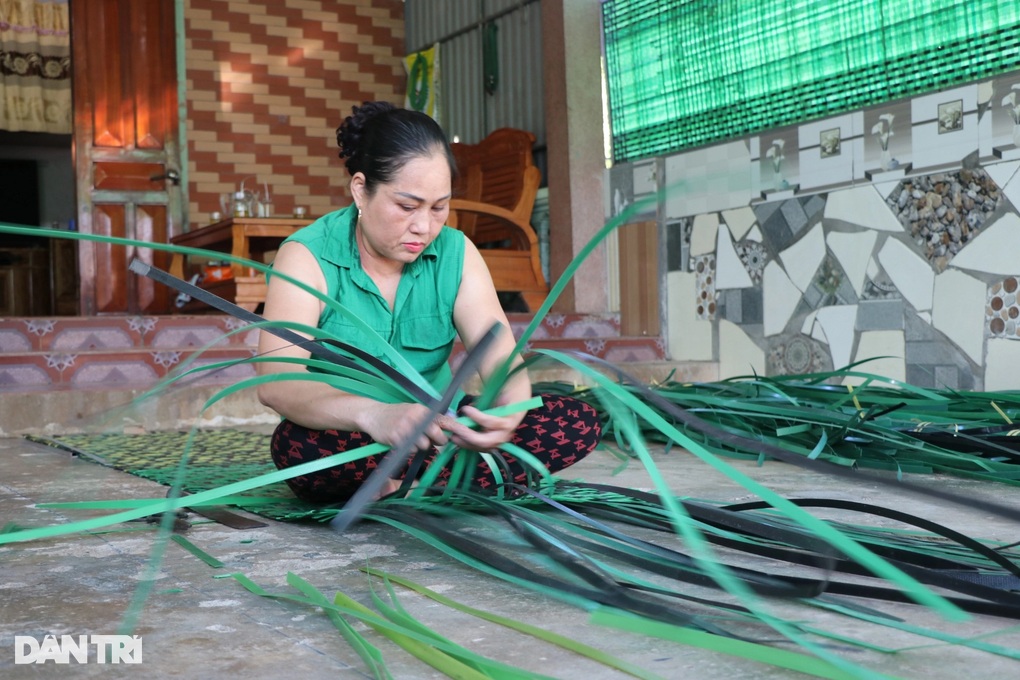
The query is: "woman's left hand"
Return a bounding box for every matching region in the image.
[439,404,524,452]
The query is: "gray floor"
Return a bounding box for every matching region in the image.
[2,431,1020,679]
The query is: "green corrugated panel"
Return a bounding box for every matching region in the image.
[604,0,1020,162]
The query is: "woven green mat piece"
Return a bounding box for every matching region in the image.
[30,430,337,522]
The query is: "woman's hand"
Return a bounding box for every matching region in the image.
[447,239,533,452]
[359,402,451,452]
[439,404,524,452]
[361,399,527,454]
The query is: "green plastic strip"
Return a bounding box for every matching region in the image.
[284,573,392,680]
[327,589,489,679]
[223,572,390,679]
[537,349,967,620]
[477,188,662,410]
[596,391,878,678]
[0,222,438,401]
[0,399,538,547]
[170,534,224,568]
[590,608,895,680]
[361,567,668,680]
[812,600,1020,661]
[364,581,552,680]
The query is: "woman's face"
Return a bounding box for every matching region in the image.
[352,151,452,267]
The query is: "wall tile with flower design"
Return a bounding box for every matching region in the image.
[767,333,832,376]
[803,255,857,308]
[735,240,768,284]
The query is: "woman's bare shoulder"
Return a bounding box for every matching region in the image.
[265,240,326,307]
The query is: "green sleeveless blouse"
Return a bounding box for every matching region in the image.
[282,204,465,389]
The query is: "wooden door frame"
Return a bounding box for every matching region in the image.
[71,0,183,315]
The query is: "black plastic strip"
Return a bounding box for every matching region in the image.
[23,434,113,467]
[562,351,1020,524]
[509,484,830,598]
[562,482,840,571]
[329,323,501,532]
[128,259,436,407]
[366,505,732,635]
[721,497,1020,577]
[567,484,1020,615]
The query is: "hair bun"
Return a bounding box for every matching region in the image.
[333,100,454,191]
[336,101,396,175]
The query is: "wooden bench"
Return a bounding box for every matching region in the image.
[447,128,549,312]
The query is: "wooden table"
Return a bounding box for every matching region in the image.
[169,216,312,311]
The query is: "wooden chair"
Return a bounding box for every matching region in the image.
[447,128,549,312]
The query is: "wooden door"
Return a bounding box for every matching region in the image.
[72,0,181,315]
[618,220,661,337]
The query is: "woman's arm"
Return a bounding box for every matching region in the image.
[256,241,449,451]
[447,238,532,451]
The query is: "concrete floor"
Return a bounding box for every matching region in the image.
[2,429,1020,679]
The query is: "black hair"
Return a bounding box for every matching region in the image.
[336,101,456,194]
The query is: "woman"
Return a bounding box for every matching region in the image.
[257,101,601,503]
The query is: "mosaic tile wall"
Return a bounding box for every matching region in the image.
[183,0,405,227]
[608,74,1020,391]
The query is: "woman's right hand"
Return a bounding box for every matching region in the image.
[359,402,451,452]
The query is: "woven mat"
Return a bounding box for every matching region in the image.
[28,430,336,522]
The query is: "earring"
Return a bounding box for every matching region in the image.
[357,206,362,222]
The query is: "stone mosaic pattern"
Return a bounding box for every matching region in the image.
[856,299,905,332]
[618,80,1020,388]
[904,313,978,391]
[649,160,1020,390]
[183,1,406,224]
[719,288,764,326]
[860,271,902,301]
[886,169,1003,272]
[753,195,825,252]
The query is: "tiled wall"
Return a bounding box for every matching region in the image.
[183,0,405,227]
[607,74,1020,391]
[0,316,259,391]
[0,313,665,392]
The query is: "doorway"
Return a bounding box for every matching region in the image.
[1,0,183,317]
[0,131,78,316]
[0,0,78,316]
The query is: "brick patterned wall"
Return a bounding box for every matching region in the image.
[183,0,405,227]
